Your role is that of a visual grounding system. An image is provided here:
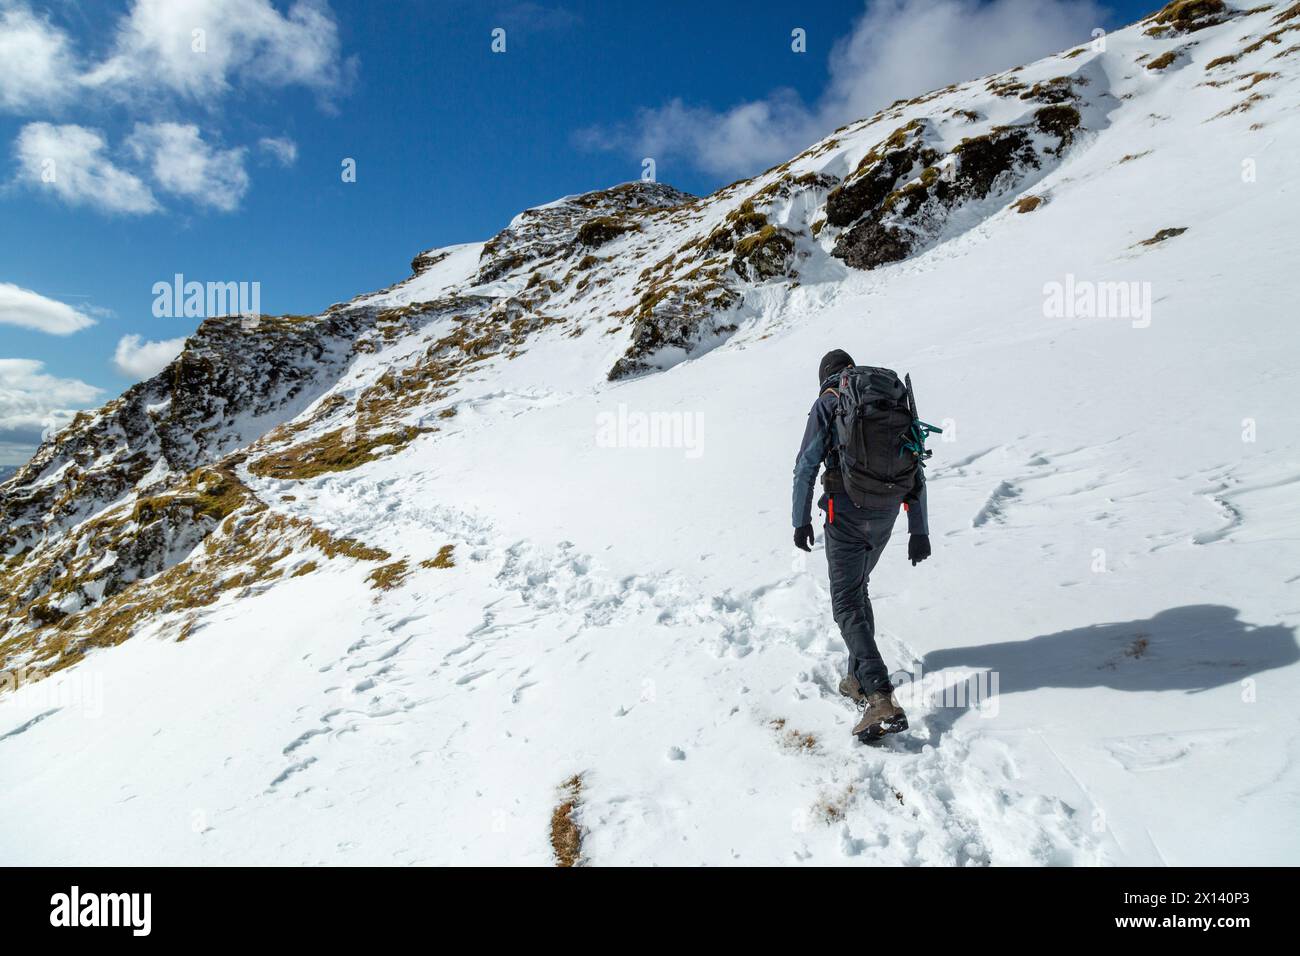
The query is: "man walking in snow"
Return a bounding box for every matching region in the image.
[792,349,931,741]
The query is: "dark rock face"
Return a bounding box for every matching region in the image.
[829,107,1080,272]
[576,216,640,247]
[834,219,918,271]
[825,122,936,228]
[1034,105,1083,151]
[950,128,1039,199]
[411,249,450,275]
[732,226,796,280]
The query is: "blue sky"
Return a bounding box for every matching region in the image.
[0,0,1153,465]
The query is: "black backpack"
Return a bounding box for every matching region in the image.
[828,366,939,508]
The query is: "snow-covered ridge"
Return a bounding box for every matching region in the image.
[1,1,1298,866]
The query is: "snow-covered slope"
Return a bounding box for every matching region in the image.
[2,1,1298,865]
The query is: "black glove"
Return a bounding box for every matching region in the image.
[794,524,814,552]
[908,533,931,566]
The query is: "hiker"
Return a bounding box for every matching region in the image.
[791,349,932,741]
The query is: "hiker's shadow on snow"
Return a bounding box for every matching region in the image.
[919,604,1298,699]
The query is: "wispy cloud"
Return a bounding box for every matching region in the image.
[13,122,159,214]
[127,122,249,211]
[0,281,99,334]
[577,0,1104,178]
[112,333,186,381]
[258,135,298,167]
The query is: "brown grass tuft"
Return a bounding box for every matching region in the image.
[367,559,410,591]
[1146,50,1180,71]
[419,544,456,570]
[550,774,585,867]
[1138,226,1188,246]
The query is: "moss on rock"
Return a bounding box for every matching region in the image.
[1144,0,1231,35]
[1034,104,1082,150]
[576,216,641,247]
[731,226,796,280]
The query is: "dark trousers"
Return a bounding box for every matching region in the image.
[821,492,897,694]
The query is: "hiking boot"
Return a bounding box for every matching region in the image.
[852,690,908,742]
[838,674,867,704]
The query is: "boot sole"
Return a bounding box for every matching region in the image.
[856,715,909,743]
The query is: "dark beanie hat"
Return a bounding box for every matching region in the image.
[818,349,855,385]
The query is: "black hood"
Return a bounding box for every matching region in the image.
[818,349,854,386]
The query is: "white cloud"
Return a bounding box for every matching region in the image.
[258,135,298,167]
[0,357,102,461]
[579,0,1105,177]
[3,2,348,214]
[127,122,249,211]
[82,0,350,103]
[0,282,97,335]
[112,334,186,380]
[14,121,254,214]
[0,2,77,112]
[14,121,159,214]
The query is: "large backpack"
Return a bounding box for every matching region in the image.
[828,366,940,509]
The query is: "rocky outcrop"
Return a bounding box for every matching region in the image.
[1144,0,1235,37]
[828,104,1081,271]
[474,181,693,285]
[411,248,450,275]
[1,309,379,555]
[731,226,796,280]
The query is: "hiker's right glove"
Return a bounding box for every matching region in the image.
[908,534,931,566]
[794,524,814,552]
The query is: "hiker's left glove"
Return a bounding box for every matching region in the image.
[908,534,931,566]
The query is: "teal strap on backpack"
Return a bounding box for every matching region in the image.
[899,419,943,465]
